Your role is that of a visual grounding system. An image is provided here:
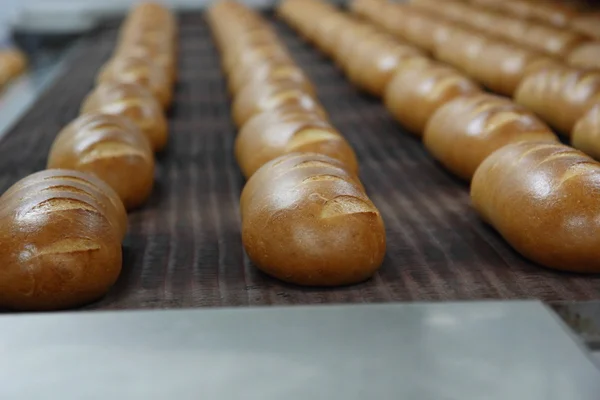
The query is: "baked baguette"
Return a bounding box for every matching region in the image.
[235,109,358,178]
[47,113,155,210]
[384,62,481,135]
[0,50,27,87]
[572,103,600,160]
[568,42,600,71]
[433,25,559,96]
[231,82,325,128]
[0,169,126,310]
[81,82,168,151]
[514,66,600,135]
[241,152,385,286]
[414,0,585,57]
[471,141,600,273]
[346,34,425,97]
[469,0,576,27]
[97,56,173,109]
[423,93,557,180]
[228,61,313,97]
[571,14,600,41]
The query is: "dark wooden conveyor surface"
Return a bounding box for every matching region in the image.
[1,13,599,312]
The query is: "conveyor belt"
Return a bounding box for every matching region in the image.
[1,13,600,311]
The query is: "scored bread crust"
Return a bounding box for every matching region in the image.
[471,141,600,273]
[0,169,125,310]
[47,113,155,210]
[81,82,168,151]
[241,153,386,286]
[423,93,557,180]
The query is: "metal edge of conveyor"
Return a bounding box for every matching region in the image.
[1,300,600,399]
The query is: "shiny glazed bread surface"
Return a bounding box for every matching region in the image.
[0,170,126,310]
[471,142,600,273]
[424,93,557,180]
[241,153,386,286]
[47,113,155,210]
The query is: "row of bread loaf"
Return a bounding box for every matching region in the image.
[49,2,177,210]
[351,0,600,273]
[279,0,600,274]
[206,0,386,287]
[409,0,600,73]
[352,0,557,97]
[0,3,176,311]
[0,49,27,90]
[280,0,556,178]
[466,0,600,40]
[353,0,600,160]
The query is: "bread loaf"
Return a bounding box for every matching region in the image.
[228,61,314,97]
[568,42,600,71]
[433,25,558,97]
[571,15,600,41]
[241,153,385,286]
[1,169,127,240]
[0,169,125,310]
[235,109,358,178]
[413,0,585,57]
[423,93,557,180]
[384,63,481,135]
[572,103,600,160]
[47,113,155,210]
[0,50,27,87]
[107,2,176,108]
[113,41,176,84]
[469,0,576,27]
[345,34,425,97]
[81,82,168,151]
[97,56,173,109]
[471,141,600,273]
[231,82,325,128]
[280,0,428,99]
[515,66,600,135]
[397,7,454,53]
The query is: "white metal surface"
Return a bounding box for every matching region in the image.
[0,301,598,399]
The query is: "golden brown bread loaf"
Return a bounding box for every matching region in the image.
[344,33,425,97]
[432,24,560,96]
[241,152,385,286]
[423,93,557,180]
[568,42,600,71]
[394,6,454,53]
[514,66,600,135]
[279,0,428,98]
[228,60,313,97]
[469,0,577,27]
[235,109,358,178]
[412,0,586,57]
[231,82,326,129]
[97,56,173,109]
[0,169,126,310]
[1,169,127,240]
[572,103,600,160]
[0,49,27,87]
[113,41,176,85]
[81,82,168,151]
[570,14,600,40]
[107,2,177,108]
[471,141,600,273]
[384,63,481,135]
[47,113,155,210]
